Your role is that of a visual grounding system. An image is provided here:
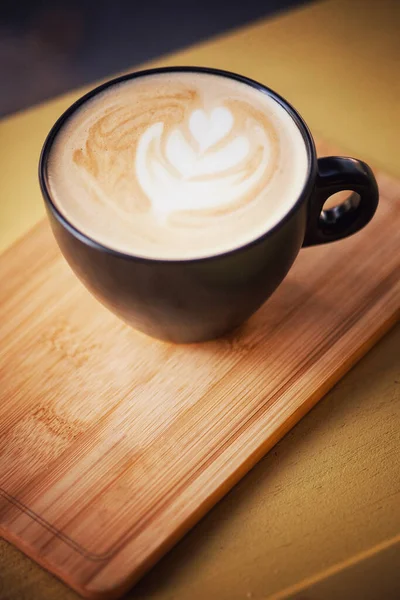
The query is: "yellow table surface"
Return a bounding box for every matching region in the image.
[0,0,399,598]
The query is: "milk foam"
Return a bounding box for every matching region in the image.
[46,72,309,259]
[137,106,270,217]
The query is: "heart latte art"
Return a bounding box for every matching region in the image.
[47,72,308,259]
[137,105,271,217]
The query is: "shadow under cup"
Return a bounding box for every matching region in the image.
[39,67,379,343]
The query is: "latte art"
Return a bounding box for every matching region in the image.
[136,104,274,219]
[47,72,308,259]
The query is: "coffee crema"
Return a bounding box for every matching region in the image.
[47,72,309,259]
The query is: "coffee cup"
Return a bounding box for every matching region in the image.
[39,67,379,343]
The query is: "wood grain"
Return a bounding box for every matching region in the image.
[0,144,399,599]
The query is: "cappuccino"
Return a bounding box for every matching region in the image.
[46,71,308,259]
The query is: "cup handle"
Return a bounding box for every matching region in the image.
[303,156,379,246]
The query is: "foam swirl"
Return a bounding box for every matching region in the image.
[72,85,279,227]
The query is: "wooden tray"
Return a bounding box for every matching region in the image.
[1,142,399,599]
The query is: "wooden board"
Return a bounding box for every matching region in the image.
[0,142,399,599]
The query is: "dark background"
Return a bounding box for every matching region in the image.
[0,0,309,118]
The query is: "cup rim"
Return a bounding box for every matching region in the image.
[39,65,317,264]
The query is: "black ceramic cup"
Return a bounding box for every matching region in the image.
[39,67,379,343]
